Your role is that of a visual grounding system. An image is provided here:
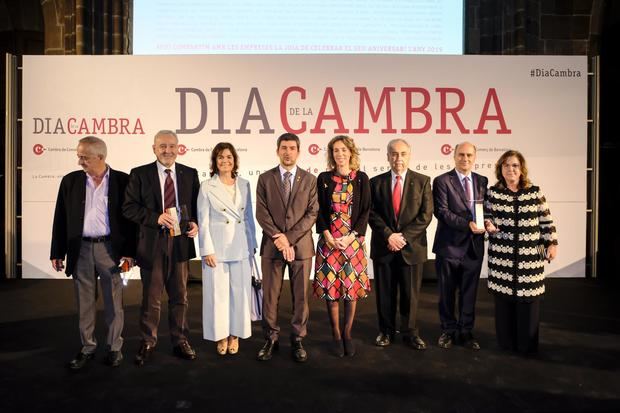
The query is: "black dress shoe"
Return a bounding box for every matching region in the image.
[291,341,308,363]
[104,351,123,367]
[257,339,279,361]
[134,342,155,366]
[460,332,481,351]
[331,339,345,358]
[173,341,197,360]
[343,338,356,357]
[375,333,391,347]
[438,332,455,349]
[68,351,95,370]
[403,335,427,350]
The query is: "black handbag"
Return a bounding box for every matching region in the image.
[250,256,263,321]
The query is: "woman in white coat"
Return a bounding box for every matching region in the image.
[197,142,257,355]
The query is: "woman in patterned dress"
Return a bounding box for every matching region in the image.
[313,135,371,357]
[484,150,558,354]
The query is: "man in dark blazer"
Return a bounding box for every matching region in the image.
[432,142,488,351]
[369,138,433,350]
[51,136,136,369]
[255,133,318,362]
[123,130,200,365]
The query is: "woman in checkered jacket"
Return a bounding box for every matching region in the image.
[484,149,558,354]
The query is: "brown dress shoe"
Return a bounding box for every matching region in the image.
[173,341,197,360]
[257,339,279,361]
[68,351,95,370]
[292,341,308,363]
[135,342,154,366]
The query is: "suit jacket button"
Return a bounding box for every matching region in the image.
[238,220,241,223]
[226,220,230,224]
[222,208,226,211]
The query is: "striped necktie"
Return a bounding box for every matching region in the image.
[282,171,291,205]
[164,169,176,209]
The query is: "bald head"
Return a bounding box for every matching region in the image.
[453,141,476,174]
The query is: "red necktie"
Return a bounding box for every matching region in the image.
[164,169,176,209]
[393,175,402,219]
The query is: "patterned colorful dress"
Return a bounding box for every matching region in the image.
[313,171,370,301]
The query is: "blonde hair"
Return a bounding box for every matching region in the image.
[327,135,360,171]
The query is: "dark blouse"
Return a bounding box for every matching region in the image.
[316,170,371,236]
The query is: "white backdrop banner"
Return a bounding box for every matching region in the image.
[21,55,587,279]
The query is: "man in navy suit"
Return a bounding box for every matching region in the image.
[51,136,136,369]
[432,142,488,350]
[123,130,200,365]
[369,138,433,350]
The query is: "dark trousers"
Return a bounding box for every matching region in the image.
[139,233,189,346]
[261,257,311,342]
[494,295,541,354]
[373,253,422,337]
[435,250,483,334]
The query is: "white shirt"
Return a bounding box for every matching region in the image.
[390,170,406,198]
[279,164,297,190]
[157,161,179,212]
[82,167,111,237]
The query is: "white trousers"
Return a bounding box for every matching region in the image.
[202,259,252,341]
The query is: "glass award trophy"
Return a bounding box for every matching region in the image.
[474,200,485,230]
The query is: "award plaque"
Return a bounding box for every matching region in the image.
[474,200,485,230]
[167,207,183,236]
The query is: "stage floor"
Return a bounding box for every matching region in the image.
[1,278,619,413]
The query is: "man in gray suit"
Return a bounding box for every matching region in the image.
[255,133,318,362]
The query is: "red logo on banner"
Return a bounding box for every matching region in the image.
[308,144,320,155]
[440,144,453,155]
[178,144,187,155]
[33,144,45,155]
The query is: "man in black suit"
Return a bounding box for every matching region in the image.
[368,138,433,350]
[123,130,200,365]
[51,136,136,369]
[432,142,488,351]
